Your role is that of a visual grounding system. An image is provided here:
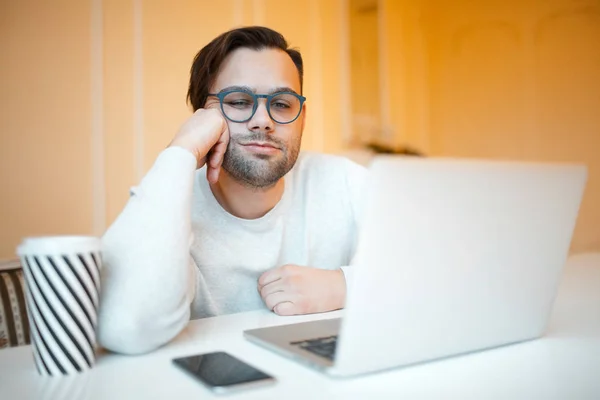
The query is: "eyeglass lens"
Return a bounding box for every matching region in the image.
[221,91,301,123]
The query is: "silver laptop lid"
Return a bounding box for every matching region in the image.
[332,156,587,377]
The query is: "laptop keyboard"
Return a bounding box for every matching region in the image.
[290,335,338,361]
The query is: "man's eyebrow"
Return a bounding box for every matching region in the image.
[267,86,299,95]
[217,85,254,94]
[216,86,300,95]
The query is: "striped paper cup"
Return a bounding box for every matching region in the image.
[17,236,101,376]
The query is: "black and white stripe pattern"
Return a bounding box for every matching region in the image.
[20,252,100,375]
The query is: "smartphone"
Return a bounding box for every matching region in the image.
[172,351,276,394]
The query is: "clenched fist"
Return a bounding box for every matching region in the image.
[169,108,230,182]
[257,265,346,316]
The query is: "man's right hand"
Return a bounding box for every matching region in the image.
[169,108,230,183]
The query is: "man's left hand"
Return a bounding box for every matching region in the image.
[257,265,346,316]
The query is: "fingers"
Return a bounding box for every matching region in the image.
[207,165,219,183]
[263,290,295,314]
[206,122,229,183]
[209,134,228,168]
[206,148,223,183]
[258,265,307,315]
[273,302,296,316]
[258,268,283,291]
[259,280,285,299]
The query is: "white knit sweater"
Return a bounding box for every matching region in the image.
[97,147,367,354]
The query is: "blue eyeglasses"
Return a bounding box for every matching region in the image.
[207,90,306,124]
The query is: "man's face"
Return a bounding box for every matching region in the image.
[205,47,305,189]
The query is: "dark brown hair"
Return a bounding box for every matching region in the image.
[186,26,304,111]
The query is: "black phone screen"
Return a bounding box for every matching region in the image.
[173,351,273,388]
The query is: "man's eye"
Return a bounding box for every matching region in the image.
[226,100,252,108]
[272,102,290,109]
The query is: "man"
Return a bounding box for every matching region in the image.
[98,26,366,355]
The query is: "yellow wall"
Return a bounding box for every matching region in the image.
[103,0,136,238]
[1,0,598,258]
[0,0,95,257]
[348,0,380,145]
[380,0,431,152]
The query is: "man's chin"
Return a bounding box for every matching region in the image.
[239,149,284,163]
[222,160,286,188]
[251,153,277,161]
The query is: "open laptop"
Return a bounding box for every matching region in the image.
[244,156,587,377]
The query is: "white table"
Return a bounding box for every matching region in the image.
[1,253,599,400]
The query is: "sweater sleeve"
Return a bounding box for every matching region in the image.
[97,147,198,355]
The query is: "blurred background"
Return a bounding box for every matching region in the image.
[1,0,598,259]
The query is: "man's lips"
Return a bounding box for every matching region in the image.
[240,141,281,150]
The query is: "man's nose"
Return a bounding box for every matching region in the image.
[247,100,275,132]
